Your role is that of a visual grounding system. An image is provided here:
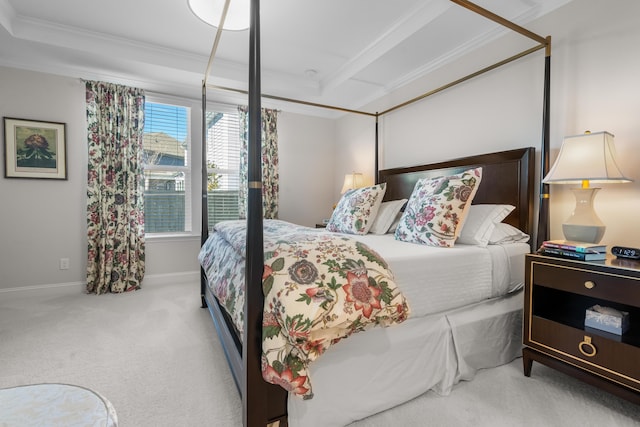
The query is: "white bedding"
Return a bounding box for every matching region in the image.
[350,233,530,318]
[288,290,524,427]
[287,237,530,427]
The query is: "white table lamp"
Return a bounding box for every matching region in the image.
[542,131,632,243]
[341,172,366,194]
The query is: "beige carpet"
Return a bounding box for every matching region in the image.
[1,281,638,426]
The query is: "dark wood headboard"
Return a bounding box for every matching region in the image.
[378,147,535,241]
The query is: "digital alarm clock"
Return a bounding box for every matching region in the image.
[611,246,640,260]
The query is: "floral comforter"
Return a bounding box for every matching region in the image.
[198,220,410,399]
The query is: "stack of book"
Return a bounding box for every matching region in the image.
[538,240,607,261]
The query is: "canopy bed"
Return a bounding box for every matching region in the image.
[197,1,551,426]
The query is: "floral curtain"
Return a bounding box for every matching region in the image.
[85,81,146,294]
[238,107,279,219]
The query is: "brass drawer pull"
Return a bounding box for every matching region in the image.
[579,336,597,357]
[584,280,595,289]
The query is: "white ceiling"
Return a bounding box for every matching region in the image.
[0,0,572,115]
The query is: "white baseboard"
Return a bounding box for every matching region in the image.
[0,271,200,295]
[143,271,200,286]
[0,281,86,295]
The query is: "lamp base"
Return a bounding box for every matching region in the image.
[562,223,606,244]
[562,187,606,244]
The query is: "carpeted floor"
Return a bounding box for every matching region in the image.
[0,282,240,426]
[1,281,639,426]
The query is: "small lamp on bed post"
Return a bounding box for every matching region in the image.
[542,131,632,244]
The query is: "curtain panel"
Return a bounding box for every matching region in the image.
[85,81,146,294]
[238,107,279,219]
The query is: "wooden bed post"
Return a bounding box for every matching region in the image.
[375,113,379,184]
[200,81,209,309]
[536,36,552,250]
[244,1,288,426]
[245,0,267,423]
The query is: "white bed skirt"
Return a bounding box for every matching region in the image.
[288,290,523,427]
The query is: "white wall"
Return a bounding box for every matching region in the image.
[278,111,337,226]
[335,0,640,249]
[0,68,87,290]
[0,67,336,291]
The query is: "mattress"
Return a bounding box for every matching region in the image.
[200,223,529,328]
[351,233,530,318]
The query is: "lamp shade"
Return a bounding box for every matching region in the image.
[542,131,631,185]
[341,172,366,194]
[187,0,250,31]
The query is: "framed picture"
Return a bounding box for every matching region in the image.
[4,117,67,180]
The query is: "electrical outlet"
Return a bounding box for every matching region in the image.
[59,258,70,270]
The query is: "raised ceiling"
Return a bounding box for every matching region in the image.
[0,0,572,114]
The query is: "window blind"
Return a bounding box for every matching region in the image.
[143,102,192,233]
[206,108,241,228]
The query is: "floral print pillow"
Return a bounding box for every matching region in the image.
[326,183,386,234]
[394,167,482,247]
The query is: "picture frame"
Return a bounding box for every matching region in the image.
[4,117,67,180]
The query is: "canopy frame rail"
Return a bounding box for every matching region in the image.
[205,84,377,117]
[204,41,548,119]
[379,42,546,116]
[202,0,551,119]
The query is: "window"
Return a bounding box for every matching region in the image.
[143,102,191,234]
[205,106,241,227]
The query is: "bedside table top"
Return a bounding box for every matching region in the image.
[528,252,640,274]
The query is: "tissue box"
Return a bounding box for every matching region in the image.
[584,305,630,335]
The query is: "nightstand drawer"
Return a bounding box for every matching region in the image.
[531,260,640,305]
[530,316,640,390]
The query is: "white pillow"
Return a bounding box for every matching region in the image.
[369,199,407,234]
[387,213,403,233]
[457,204,515,246]
[489,223,530,245]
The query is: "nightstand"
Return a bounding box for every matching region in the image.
[523,253,640,404]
